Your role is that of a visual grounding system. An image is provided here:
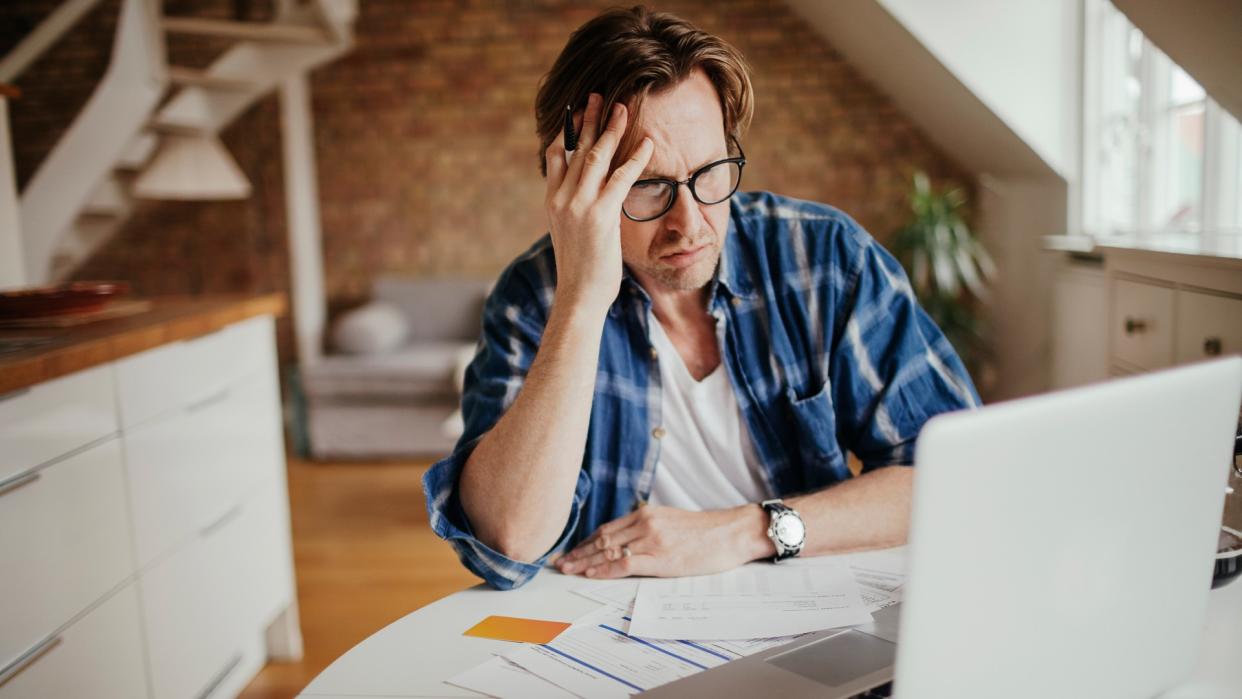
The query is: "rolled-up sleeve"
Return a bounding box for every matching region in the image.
[830,229,980,470]
[422,251,590,589]
[424,440,592,589]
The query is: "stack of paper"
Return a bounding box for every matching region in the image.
[448,554,906,698]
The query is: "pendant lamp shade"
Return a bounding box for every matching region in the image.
[133,133,251,200]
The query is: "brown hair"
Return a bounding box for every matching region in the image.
[534,6,754,176]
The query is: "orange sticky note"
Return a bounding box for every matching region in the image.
[463,615,571,644]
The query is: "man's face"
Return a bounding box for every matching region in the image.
[619,70,732,294]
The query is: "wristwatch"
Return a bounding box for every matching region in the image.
[762,499,805,562]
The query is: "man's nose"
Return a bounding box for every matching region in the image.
[662,183,703,238]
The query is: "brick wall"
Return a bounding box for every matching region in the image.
[5,0,972,362]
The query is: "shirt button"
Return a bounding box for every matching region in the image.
[731,297,742,307]
[652,426,666,440]
[649,347,658,359]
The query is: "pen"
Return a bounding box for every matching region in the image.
[563,103,577,164]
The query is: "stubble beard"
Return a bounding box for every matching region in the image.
[642,243,721,292]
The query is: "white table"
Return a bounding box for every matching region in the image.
[299,562,1242,698]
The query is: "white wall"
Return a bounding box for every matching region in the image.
[977,176,1070,399]
[878,0,1080,181]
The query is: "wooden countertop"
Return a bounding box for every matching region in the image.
[0,293,286,395]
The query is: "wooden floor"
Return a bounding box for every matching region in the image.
[237,456,479,699]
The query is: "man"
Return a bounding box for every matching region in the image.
[424,6,978,590]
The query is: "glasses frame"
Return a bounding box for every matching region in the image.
[622,138,747,222]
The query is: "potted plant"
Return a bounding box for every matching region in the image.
[891,171,995,384]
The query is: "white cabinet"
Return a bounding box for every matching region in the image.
[114,315,277,431]
[141,479,292,699]
[1175,290,1242,363]
[141,493,254,699]
[1098,250,1242,378]
[0,312,298,699]
[1110,278,1176,371]
[0,584,148,699]
[0,365,116,483]
[0,439,133,671]
[125,360,284,569]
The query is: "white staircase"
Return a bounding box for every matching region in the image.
[11,0,357,283]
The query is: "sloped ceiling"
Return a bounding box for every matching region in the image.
[1112,0,1242,122]
[784,0,1061,180]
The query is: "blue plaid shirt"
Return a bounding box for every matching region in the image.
[424,191,979,589]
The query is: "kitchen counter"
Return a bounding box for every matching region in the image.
[0,293,286,395]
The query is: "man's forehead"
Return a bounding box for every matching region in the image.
[627,73,728,177]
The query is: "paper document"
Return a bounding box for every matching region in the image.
[446,654,578,698]
[628,561,872,640]
[572,579,638,612]
[574,552,908,616]
[503,607,736,698]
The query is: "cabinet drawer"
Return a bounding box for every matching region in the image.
[125,364,284,568]
[0,583,148,699]
[114,315,277,430]
[0,365,116,483]
[0,439,133,669]
[1111,279,1175,370]
[235,478,295,634]
[1175,290,1242,363]
[140,483,287,699]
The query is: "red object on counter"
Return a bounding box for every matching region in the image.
[0,281,130,318]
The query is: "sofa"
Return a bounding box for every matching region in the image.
[302,276,490,459]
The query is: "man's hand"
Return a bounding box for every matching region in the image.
[544,93,654,317]
[555,504,773,579]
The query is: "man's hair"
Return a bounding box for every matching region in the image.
[534,5,754,176]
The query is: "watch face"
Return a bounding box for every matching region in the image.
[774,512,805,546]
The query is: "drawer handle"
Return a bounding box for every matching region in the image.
[0,635,63,689]
[1204,337,1223,356]
[186,387,231,414]
[1124,317,1148,335]
[200,504,243,538]
[194,653,242,699]
[0,471,40,500]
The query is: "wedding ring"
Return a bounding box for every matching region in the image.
[621,545,632,558]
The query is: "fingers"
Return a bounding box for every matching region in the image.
[593,519,647,554]
[561,531,646,573]
[581,509,643,551]
[544,140,566,202]
[576,93,603,154]
[559,508,658,576]
[575,101,631,195]
[560,547,612,574]
[600,136,655,208]
[582,553,654,580]
[558,93,603,199]
[558,511,642,567]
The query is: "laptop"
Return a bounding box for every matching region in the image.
[642,357,1242,699]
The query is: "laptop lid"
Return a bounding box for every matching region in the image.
[894,358,1242,699]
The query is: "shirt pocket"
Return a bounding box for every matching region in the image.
[784,382,850,486]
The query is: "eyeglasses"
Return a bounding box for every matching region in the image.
[622,140,746,222]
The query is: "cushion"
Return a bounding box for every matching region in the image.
[332,301,409,355]
[302,341,474,399]
[373,276,490,342]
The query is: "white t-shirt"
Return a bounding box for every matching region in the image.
[646,315,772,510]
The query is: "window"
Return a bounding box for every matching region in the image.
[1084,0,1242,255]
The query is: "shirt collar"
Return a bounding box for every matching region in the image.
[714,201,758,302]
